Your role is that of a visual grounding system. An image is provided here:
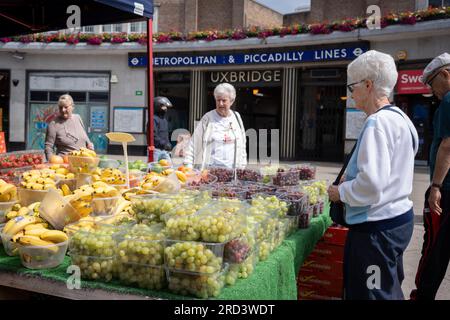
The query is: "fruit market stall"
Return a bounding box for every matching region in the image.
[0,155,333,300]
[0,213,331,300]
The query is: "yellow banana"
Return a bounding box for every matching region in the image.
[113,199,131,215]
[25,228,49,237]
[0,193,11,202]
[18,236,58,252]
[27,202,41,212]
[24,223,49,231]
[3,216,37,237]
[18,207,30,216]
[40,230,68,243]
[6,211,18,220]
[103,186,119,198]
[60,184,72,196]
[92,181,108,189]
[0,179,7,186]
[12,231,24,242]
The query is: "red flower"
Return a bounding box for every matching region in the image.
[309,24,331,35]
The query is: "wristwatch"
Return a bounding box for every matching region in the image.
[431,182,442,190]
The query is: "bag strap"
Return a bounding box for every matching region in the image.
[382,107,416,151]
[334,142,357,186]
[334,105,415,186]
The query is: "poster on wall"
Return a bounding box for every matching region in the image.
[345,109,367,140]
[27,103,59,150]
[113,107,145,133]
[27,104,108,154]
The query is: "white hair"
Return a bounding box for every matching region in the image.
[58,94,74,108]
[347,50,398,98]
[214,83,236,102]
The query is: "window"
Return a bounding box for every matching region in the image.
[102,24,112,32]
[130,21,147,33]
[88,92,109,103]
[153,6,159,33]
[82,25,95,33]
[428,0,450,7]
[113,24,122,33]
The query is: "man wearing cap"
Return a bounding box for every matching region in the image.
[411,53,450,300]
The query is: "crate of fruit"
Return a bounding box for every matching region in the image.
[290,163,317,180]
[207,167,235,183]
[0,150,45,170]
[166,264,229,299]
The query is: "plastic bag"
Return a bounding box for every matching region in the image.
[153,172,181,193]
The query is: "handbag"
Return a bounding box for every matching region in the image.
[329,142,357,227]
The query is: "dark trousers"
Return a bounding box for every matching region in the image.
[411,187,450,300]
[344,209,414,300]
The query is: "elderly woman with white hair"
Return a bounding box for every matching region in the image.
[183,83,246,169]
[327,50,419,300]
[45,94,94,161]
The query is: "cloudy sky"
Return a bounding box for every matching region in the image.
[256,0,311,14]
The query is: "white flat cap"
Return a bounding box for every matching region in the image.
[422,52,450,84]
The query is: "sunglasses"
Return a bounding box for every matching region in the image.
[347,79,365,93]
[426,70,443,89]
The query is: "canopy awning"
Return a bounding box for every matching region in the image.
[0,0,153,37]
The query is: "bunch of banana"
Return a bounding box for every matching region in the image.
[63,216,102,236]
[5,202,41,221]
[65,184,95,217]
[91,181,120,198]
[68,148,99,174]
[92,168,126,185]
[0,179,18,202]
[3,216,68,253]
[20,169,58,191]
[113,197,133,216]
[50,165,76,180]
[161,168,175,176]
[140,173,166,191]
[60,184,73,196]
[175,170,187,184]
[69,147,97,158]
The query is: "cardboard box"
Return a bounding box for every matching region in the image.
[298,273,343,287]
[301,258,344,278]
[309,242,345,262]
[321,226,349,247]
[298,283,343,300]
[297,269,343,283]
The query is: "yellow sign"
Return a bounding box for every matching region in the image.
[397,50,408,61]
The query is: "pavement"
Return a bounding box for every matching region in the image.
[109,155,450,300]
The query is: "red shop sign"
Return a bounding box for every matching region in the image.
[396,70,431,95]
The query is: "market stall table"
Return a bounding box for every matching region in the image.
[0,208,332,300]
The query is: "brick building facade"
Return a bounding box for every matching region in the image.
[284,0,417,25]
[156,0,283,33]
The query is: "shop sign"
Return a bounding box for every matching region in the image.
[397,70,431,95]
[210,70,281,84]
[128,44,369,68]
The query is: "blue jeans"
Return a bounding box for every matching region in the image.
[152,148,171,162]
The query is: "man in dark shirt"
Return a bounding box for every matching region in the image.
[411,52,450,300]
[152,96,173,161]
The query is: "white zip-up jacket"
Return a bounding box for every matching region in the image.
[183,110,247,170]
[338,106,419,225]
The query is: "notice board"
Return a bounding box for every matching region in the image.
[345,109,366,140]
[113,107,145,133]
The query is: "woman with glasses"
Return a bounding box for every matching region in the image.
[327,50,419,300]
[45,94,94,161]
